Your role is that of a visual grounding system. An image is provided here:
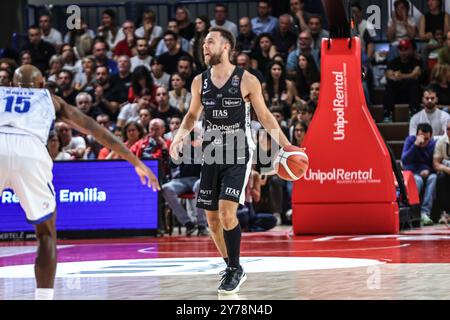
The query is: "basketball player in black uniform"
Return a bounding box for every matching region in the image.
[170,27,291,294]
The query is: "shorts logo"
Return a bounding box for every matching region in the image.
[42,201,50,210]
[225,187,240,197]
[200,190,212,196]
[202,99,215,109]
[222,98,242,108]
[212,110,228,118]
[231,75,240,87]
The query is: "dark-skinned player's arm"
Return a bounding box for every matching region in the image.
[169,74,204,160]
[51,94,160,191]
[243,71,292,148]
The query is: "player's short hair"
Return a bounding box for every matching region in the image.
[209,26,236,50]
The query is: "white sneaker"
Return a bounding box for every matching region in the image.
[421,213,433,226]
[439,211,449,227]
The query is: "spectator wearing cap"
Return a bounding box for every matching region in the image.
[251,1,278,36]
[401,123,437,226]
[383,38,422,119]
[210,3,238,37]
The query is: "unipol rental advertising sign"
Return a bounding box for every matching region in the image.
[293,37,398,235]
[0,160,159,235]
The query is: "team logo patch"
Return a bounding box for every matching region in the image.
[231,75,240,87]
[222,98,242,108]
[228,87,239,95]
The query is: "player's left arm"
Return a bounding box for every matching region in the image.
[51,94,160,191]
[243,71,291,148]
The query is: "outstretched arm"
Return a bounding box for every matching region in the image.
[52,95,160,191]
[243,72,291,148]
[169,74,204,160]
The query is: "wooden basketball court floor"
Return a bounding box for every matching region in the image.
[1,225,450,300]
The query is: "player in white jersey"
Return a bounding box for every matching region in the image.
[0,65,160,300]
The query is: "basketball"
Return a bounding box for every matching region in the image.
[274,145,309,181]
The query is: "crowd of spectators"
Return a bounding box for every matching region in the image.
[1,0,450,231]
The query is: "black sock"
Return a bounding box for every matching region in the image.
[223,257,228,265]
[223,224,241,268]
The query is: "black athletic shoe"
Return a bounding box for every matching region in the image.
[197,226,209,237]
[218,266,247,294]
[185,222,197,236]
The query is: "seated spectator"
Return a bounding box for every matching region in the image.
[156,31,191,75]
[271,14,297,61]
[55,70,78,106]
[430,63,450,105]
[270,107,290,138]
[131,38,152,71]
[351,1,376,60]
[90,65,126,120]
[135,9,163,51]
[117,88,153,128]
[409,88,449,136]
[418,0,450,41]
[426,29,445,70]
[128,65,158,106]
[0,58,17,75]
[307,15,329,51]
[96,9,124,51]
[236,52,264,83]
[236,17,257,55]
[155,21,192,57]
[20,50,33,66]
[251,0,278,36]
[190,16,210,72]
[75,92,102,120]
[150,58,170,88]
[387,0,417,61]
[113,20,137,59]
[0,68,11,87]
[46,54,63,82]
[175,6,195,41]
[60,44,80,75]
[291,119,308,147]
[74,55,96,92]
[138,108,152,133]
[21,25,56,73]
[152,86,183,128]
[289,0,311,33]
[169,73,191,113]
[164,115,182,141]
[111,55,132,92]
[39,13,63,50]
[294,53,320,101]
[237,170,277,232]
[383,38,422,118]
[64,18,95,58]
[433,119,450,221]
[301,81,320,111]
[437,31,450,65]
[263,61,297,116]
[47,130,72,161]
[101,120,145,160]
[401,123,437,226]
[92,39,118,75]
[97,127,125,160]
[251,33,278,77]
[286,30,320,78]
[55,121,86,159]
[210,3,238,37]
[297,103,314,126]
[162,131,208,236]
[177,56,195,90]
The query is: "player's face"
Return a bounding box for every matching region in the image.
[203,32,225,66]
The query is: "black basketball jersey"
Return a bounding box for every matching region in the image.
[200,66,255,158]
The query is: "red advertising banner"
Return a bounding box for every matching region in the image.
[292,37,399,234]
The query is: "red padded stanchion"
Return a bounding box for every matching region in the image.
[292,37,399,235]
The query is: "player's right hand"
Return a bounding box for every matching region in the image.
[169,138,183,160]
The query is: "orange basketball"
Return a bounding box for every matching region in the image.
[274,145,309,181]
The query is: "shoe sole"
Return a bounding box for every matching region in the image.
[217,273,247,295]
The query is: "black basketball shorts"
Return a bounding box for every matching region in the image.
[196,161,253,211]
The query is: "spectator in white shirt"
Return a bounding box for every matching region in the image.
[39,13,63,50]
[135,9,163,50]
[97,9,125,51]
[210,3,238,37]
[131,38,152,71]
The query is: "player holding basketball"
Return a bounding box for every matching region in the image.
[0,65,160,300]
[170,27,292,294]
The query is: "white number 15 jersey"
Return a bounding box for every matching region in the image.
[0,87,55,145]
